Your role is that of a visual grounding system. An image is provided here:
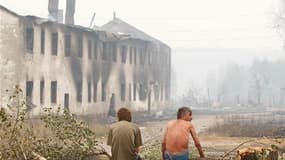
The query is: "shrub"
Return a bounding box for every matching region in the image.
[0,86,108,160]
[37,108,98,160]
[0,85,37,159]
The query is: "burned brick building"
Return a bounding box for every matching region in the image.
[0,4,171,116]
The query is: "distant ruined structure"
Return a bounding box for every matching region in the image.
[0,1,171,116]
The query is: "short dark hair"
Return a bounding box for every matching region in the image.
[177,106,192,119]
[117,107,132,122]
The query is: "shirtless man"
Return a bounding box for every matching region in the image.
[162,106,205,160]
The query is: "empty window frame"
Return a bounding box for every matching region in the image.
[93,41,97,59]
[139,49,145,65]
[154,84,160,100]
[134,48,137,65]
[26,81,33,103]
[129,83,132,101]
[121,83,125,101]
[101,82,106,101]
[88,82,91,102]
[111,43,117,62]
[88,39,92,59]
[51,32,58,56]
[160,54,163,67]
[148,51,152,65]
[93,81,97,102]
[65,34,71,56]
[133,83,136,101]
[78,35,83,58]
[156,52,159,65]
[26,28,34,52]
[139,83,143,101]
[40,80,45,104]
[64,93,69,110]
[51,81,57,103]
[77,81,82,102]
[102,42,108,60]
[129,47,133,64]
[152,51,155,65]
[40,29,45,54]
[121,45,127,64]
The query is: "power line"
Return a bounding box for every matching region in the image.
[144,26,276,33]
[172,46,284,50]
[74,12,273,20]
[171,47,285,54]
[163,35,282,42]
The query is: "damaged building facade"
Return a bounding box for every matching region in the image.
[0,5,171,116]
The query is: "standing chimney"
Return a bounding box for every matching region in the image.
[48,0,59,22]
[65,0,76,25]
[113,12,116,20]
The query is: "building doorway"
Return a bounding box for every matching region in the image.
[64,93,69,111]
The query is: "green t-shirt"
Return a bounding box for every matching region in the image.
[107,121,143,160]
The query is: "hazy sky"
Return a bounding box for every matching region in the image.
[0,0,284,96]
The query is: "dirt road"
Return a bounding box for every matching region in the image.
[139,115,282,159]
[97,114,284,159]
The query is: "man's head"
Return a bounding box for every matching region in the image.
[177,106,192,121]
[117,107,132,122]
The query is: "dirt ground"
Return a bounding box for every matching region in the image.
[96,114,285,159]
[138,115,285,159]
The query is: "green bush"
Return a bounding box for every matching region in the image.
[0,86,108,160]
[0,85,37,160]
[38,108,98,160]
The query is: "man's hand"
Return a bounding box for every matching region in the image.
[189,124,205,158]
[195,143,205,158]
[133,147,139,154]
[161,142,166,160]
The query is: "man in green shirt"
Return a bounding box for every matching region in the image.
[107,108,143,160]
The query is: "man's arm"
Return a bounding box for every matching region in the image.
[189,125,205,158]
[107,128,112,146]
[161,142,166,160]
[134,126,143,153]
[133,147,140,154]
[161,127,168,160]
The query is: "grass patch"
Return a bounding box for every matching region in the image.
[203,114,285,137]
